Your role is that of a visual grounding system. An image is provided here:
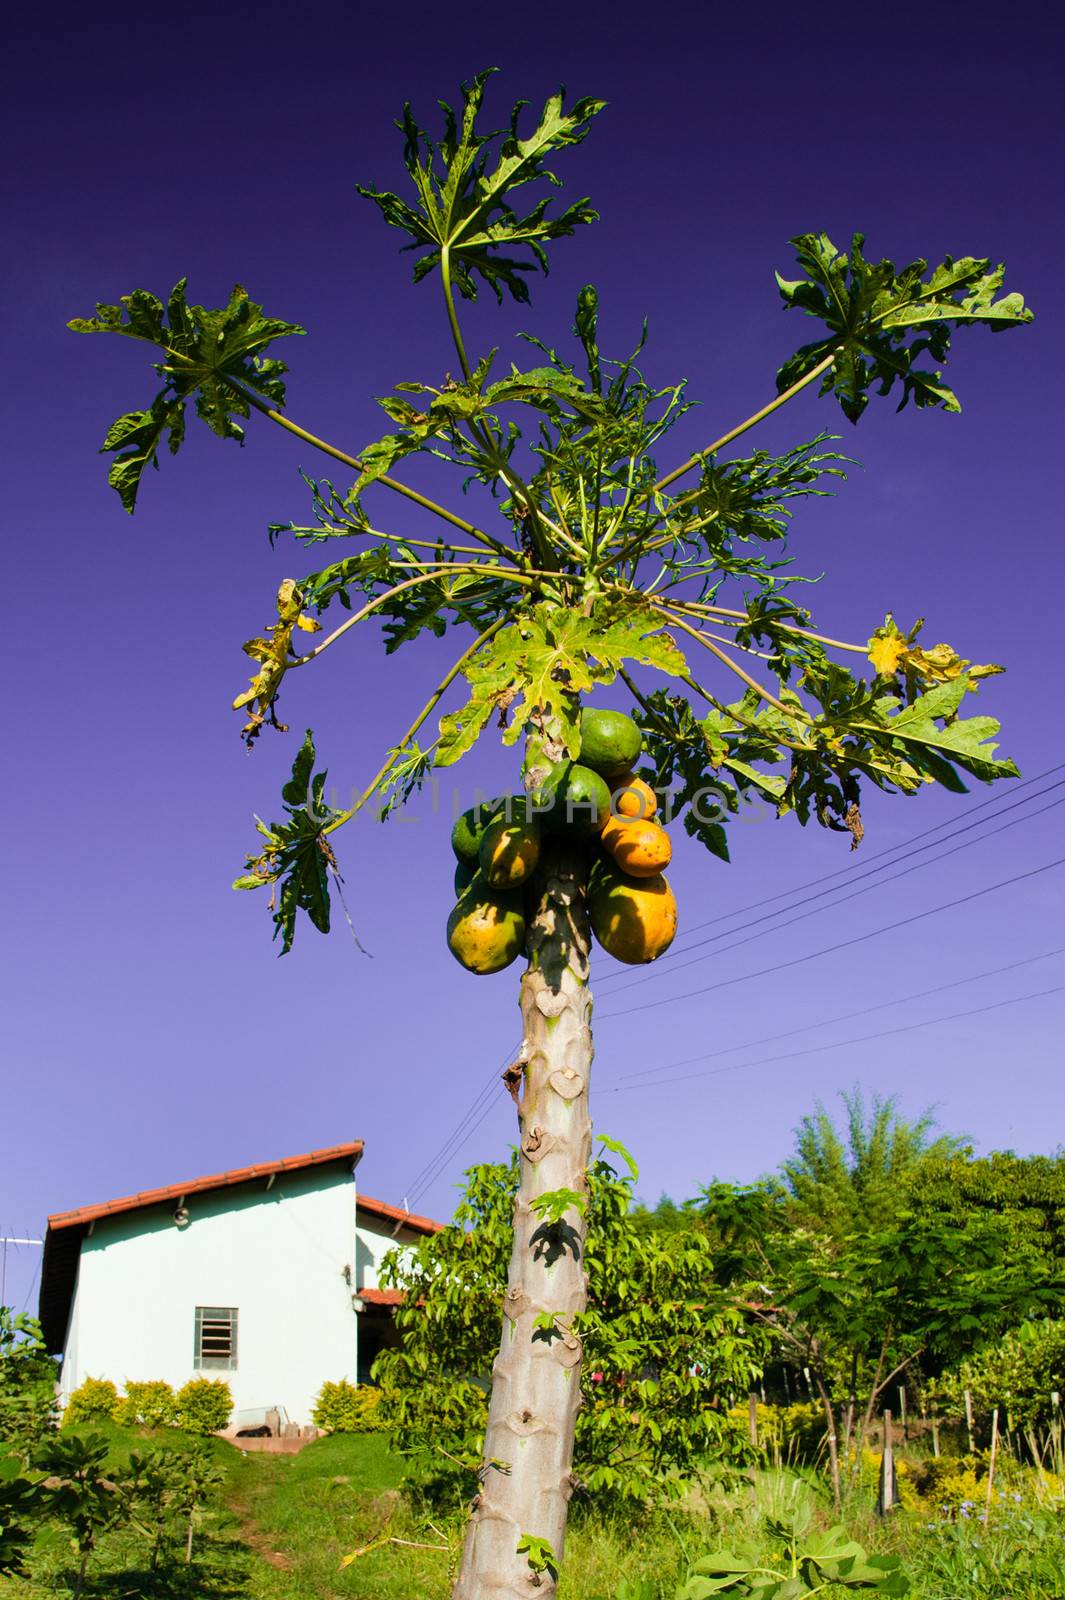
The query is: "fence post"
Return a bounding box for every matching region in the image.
[986,1407,1000,1512]
[748,1390,759,1505]
[877,1408,897,1516]
[899,1385,907,1442]
[931,1416,940,1458]
[964,1388,975,1455]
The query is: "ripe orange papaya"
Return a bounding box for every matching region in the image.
[589,862,677,964]
[446,876,525,974]
[602,815,672,877]
[610,773,658,820]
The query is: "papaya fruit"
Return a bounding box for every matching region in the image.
[589,861,677,964]
[446,875,525,974]
[480,813,541,888]
[611,773,658,820]
[451,799,503,866]
[578,708,642,779]
[601,815,672,877]
[454,860,477,897]
[536,762,612,836]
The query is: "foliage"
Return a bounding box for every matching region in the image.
[936,1319,1065,1434]
[123,1446,187,1569]
[780,1092,964,1234]
[174,1378,232,1436]
[166,1442,227,1563]
[33,1429,127,1596]
[0,1452,40,1575]
[907,1498,1065,1598]
[375,1142,762,1507]
[908,1152,1065,1277]
[0,1309,58,1461]
[678,1505,908,1597]
[115,1380,178,1430]
[62,1377,120,1428]
[312,1379,387,1434]
[70,71,1033,950]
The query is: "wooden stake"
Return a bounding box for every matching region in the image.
[964,1388,975,1455]
[931,1416,940,1458]
[986,1407,1000,1512]
[899,1385,907,1442]
[877,1408,897,1516]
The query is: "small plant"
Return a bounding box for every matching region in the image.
[124,1446,187,1570]
[167,1442,226,1563]
[116,1378,178,1429]
[62,1376,119,1428]
[312,1379,386,1433]
[678,1507,908,1598]
[174,1377,232,1435]
[34,1430,127,1598]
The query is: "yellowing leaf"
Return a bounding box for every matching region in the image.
[867,634,907,677]
[232,579,319,744]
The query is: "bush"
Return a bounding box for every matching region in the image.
[116,1379,178,1429]
[174,1378,231,1435]
[0,1309,58,1459]
[936,1319,1065,1435]
[312,1380,386,1433]
[63,1376,119,1427]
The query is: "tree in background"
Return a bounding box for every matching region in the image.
[72,69,1032,1597]
[781,1091,964,1234]
[699,1094,1061,1502]
[375,1140,761,1510]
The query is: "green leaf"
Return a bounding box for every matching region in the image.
[68,280,304,510]
[776,233,1031,422]
[357,71,604,303]
[438,598,687,767]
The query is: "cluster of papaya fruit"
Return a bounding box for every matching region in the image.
[446,709,678,974]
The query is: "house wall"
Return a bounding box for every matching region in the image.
[61,1165,361,1425]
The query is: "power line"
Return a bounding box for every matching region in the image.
[606,759,1065,965]
[605,982,1065,1096]
[404,1046,516,1209]
[597,854,1065,1021]
[611,945,1065,1085]
[596,784,1065,997]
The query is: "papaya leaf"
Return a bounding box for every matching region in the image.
[776,233,1031,422]
[357,70,604,303]
[232,579,320,746]
[68,280,304,510]
[235,731,344,954]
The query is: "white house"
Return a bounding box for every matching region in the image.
[38,1141,441,1428]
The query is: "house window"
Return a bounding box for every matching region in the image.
[194,1307,238,1370]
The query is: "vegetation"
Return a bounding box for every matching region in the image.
[70,65,1033,1594]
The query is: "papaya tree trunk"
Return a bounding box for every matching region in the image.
[453,842,593,1599]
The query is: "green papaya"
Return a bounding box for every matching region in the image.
[578,708,643,779]
[446,875,526,973]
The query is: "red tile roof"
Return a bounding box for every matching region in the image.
[356,1287,406,1307]
[356,1193,442,1236]
[46,1141,366,1230]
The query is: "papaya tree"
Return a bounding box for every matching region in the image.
[69,70,1032,1598]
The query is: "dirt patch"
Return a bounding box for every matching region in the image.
[228,1495,294,1570]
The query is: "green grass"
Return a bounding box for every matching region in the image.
[4,1425,1065,1599]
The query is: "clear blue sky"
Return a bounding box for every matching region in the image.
[3,0,1063,1317]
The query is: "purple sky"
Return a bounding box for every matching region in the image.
[4,2,1064,1316]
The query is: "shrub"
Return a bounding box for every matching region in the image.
[174,1378,231,1435]
[0,1309,58,1459]
[116,1379,178,1429]
[936,1319,1065,1435]
[312,1380,386,1433]
[63,1377,119,1427]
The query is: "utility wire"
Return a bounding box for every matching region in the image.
[404,1046,516,1209]
[612,945,1065,1085]
[606,982,1065,1095]
[596,797,1065,1005]
[597,854,1065,1021]
[597,778,1065,990]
